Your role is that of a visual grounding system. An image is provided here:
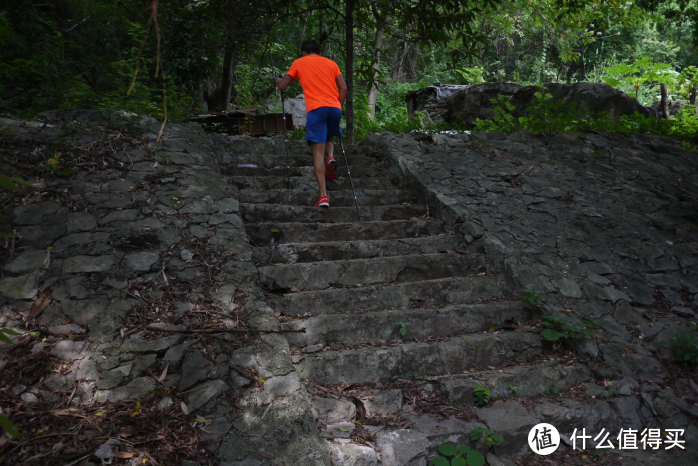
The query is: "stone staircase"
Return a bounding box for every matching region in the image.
[230,147,639,465]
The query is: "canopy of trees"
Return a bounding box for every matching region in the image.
[1,1,697,140]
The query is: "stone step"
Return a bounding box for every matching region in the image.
[436,360,594,407]
[266,275,503,316]
[245,218,447,244]
[241,203,427,224]
[293,332,542,384]
[252,234,464,264]
[227,165,386,179]
[230,175,391,191]
[283,300,533,348]
[232,154,384,170]
[258,252,485,291]
[239,188,414,207]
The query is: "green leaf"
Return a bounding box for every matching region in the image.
[0,413,19,439]
[438,443,457,457]
[457,445,471,454]
[542,329,561,341]
[451,457,467,466]
[470,427,484,441]
[195,418,209,423]
[0,176,20,191]
[0,332,12,344]
[466,449,485,466]
[492,433,504,444]
[1,328,20,336]
[430,457,450,466]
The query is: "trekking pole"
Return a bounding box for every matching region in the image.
[279,90,292,190]
[270,52,292,190]
[338,136,362,221]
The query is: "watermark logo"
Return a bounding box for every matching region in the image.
[528,423,560,455]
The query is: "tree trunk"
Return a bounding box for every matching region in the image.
[345,0,355,143]
[367,7,386,119]
[204,40,237,112]
[690,87,697,115]
[659,83,669,120]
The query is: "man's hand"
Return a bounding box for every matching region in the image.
[276,75,293,91]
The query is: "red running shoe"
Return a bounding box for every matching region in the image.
[326,156,338,174]
[315,195,330,208]
[325,170,337,182]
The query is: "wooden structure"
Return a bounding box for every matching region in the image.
[191,109,294,135]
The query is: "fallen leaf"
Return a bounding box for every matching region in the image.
[181,402,189,415]
[29,288,52,319]
[624,348,634,354]
[158,363,169,382]
[259,452,275,459]
[114,451,134,459]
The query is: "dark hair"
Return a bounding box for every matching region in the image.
[300,40,320,54]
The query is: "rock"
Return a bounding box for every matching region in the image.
[163,340,193,369]
[474,401,538,458]
[213,284,237,310]
[157,396,173,411]
[21,392,39,403]
[364,390,403,415]
[322,422,355,439]
[14,201,62,225]
[4,250,46,274]
[94,377,155,402]
[672,306,695,318]
[446,82,650,128]
[121,334,181,353]
[190,224,214,238]
[50,340,88,360]
[179,350,214,391]
[180,249,194,261]
[66,212,97,233]
[313,397,356,424]
[302,344,324,354]
[263,93,307,127]
[187,379,228,412]
[329,443,378,466]
[125,251,159,271]
[174,302,195,315]
[0,271,40,299]
[48,324,86,335]
[201,416,231,442]
[376,429,429,466]
[99,209,139,225]
[62,255,114,273]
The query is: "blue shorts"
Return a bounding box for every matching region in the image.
[305,106,343,144]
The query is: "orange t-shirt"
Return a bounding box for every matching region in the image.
[286,55,342,113]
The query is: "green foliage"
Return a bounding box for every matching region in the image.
[0,175,29,191]
[521,288,545,308]
[0,327,20,344]
[660,323,698,366]
[541,315,599,342]
[471,427,504,449]
[474,87,698,141]
[603,56,675,103]
[473,384,491,406]
[0,413,19,439]
[392,321,408,338]
[430,443,486,466]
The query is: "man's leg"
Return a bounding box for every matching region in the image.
[311,142,327,197]
[325,140,334,158]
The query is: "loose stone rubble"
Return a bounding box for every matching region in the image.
[1,111,696,466]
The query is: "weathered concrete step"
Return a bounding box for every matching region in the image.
[436,360,593,407]
[231,175,390,191]
[283,300,533,347]
[253,234,464,264]
[267,275,502,316]
[294,332,542,384]
[231,154,384,170]
[239,188,414,207]
[241,203,426,224]
[259,252,485,291]
[227,165,385,178]
[245,218,446,244]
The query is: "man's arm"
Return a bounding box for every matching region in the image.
[275,74,294,91]
[336,75,347,106]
